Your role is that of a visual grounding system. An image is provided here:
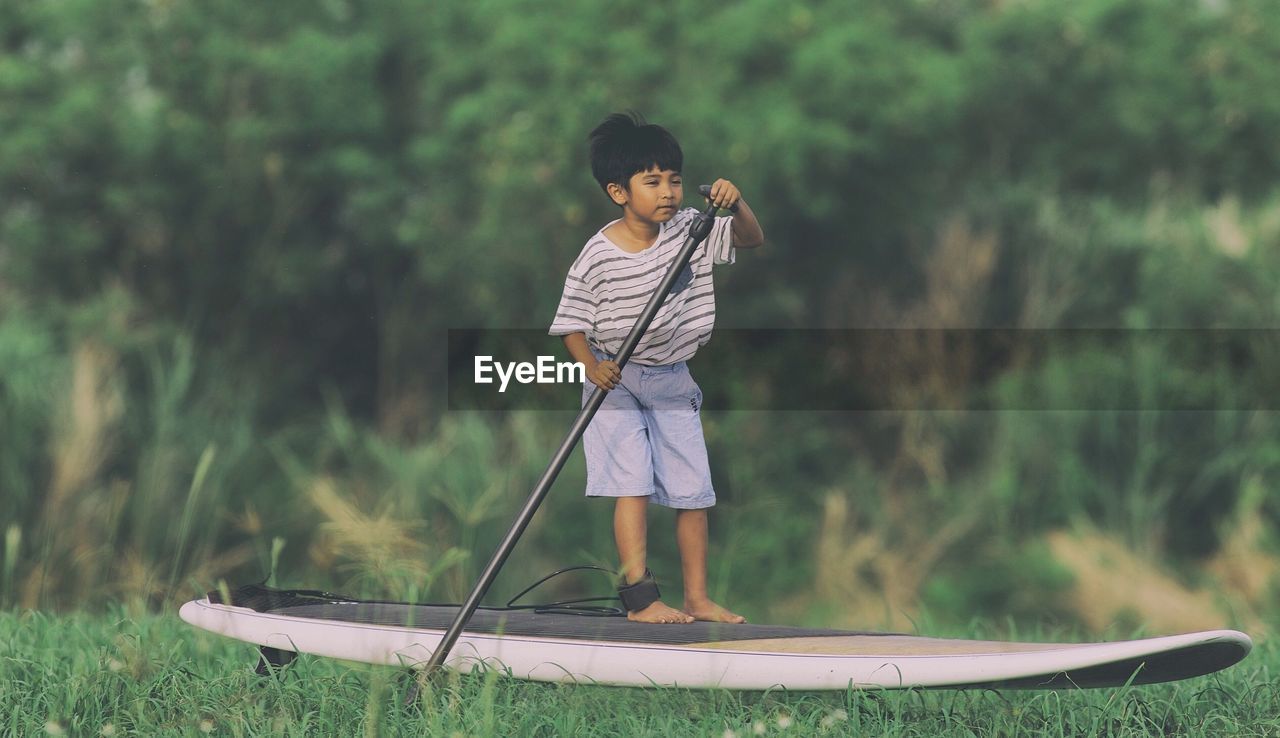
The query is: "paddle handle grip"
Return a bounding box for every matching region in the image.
[698,184,740,213]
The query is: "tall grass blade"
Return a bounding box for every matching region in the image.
[166,444,216,598]
[269,537,286,588]
[2,524,20,609]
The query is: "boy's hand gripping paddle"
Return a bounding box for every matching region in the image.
[415,189,731,692]
[699,184,740,213]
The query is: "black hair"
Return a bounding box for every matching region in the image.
[588,112,683,196]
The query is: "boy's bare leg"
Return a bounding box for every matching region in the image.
[676,508,746,623]
[615,496,693,624]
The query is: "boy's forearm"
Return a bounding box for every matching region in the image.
[561,332,597,369]
[730,200,765,249]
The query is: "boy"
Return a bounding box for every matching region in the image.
[549,112,764,624]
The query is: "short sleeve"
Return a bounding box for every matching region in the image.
[549,260,597,336]
[708,214,735,266]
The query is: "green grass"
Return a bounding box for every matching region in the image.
[1,611,1275,737]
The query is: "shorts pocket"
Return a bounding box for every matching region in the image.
[681,366,702,414]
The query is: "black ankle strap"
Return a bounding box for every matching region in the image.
[616,569,661,613]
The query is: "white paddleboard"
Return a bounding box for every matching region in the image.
[180,588,1251,690]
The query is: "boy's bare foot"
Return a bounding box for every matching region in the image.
[684,598,746,624]
[627,600,695,624]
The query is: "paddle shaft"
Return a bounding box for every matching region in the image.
[422,201,721,674]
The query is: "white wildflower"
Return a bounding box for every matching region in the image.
[820,708,849,729]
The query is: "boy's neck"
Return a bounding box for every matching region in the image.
[608,214,662,253]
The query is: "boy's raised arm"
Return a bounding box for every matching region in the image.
[730,199,764,249]
[705,178,764,249]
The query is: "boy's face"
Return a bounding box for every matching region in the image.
[610,166,683,223]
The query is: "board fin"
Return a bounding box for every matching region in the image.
[254,646,296,677]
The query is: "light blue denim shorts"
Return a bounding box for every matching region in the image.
[582,347,715,509]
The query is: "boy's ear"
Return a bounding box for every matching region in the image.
[609,181,629,207]
[606,181,628,207]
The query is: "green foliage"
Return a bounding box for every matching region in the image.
[0,308,61,524]
[923,538,1075,623]
[1,0,1278,627]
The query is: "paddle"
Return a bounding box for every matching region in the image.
[414,186,734,692]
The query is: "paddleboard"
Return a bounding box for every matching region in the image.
[180,585,1251,690]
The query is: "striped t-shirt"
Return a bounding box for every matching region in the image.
[549,207,736,365]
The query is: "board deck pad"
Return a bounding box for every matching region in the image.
[184,585,1253,691]
[211,583,870,643]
